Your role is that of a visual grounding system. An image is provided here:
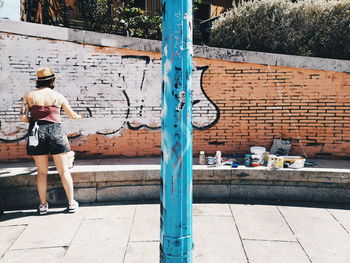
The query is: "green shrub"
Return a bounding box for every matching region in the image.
[209,0,350,60]
[114,7,162,39]
[73,0,203,40]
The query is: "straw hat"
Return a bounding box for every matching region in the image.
[36,67,56,81]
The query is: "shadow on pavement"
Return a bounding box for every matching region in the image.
[0,208,71,221]
[196,198,350,211]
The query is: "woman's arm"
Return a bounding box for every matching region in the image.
[61,96,82,119]
[19,96,29,123]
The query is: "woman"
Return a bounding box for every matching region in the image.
[19,68,82,215]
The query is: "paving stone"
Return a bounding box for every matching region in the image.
[327,206,350,233]
[1,247,66,263]
[193,203,231,216]
[1,201,350,263]
[0,210,36,227]
[243,240,309,263]
[83,203,136,220]
[124,241,159,263]
[193,215,247,263]
[278,205,350,263]
[129,204,159,242]
[0,226,26,257]
[11,209,85,249]
[62,218,132,263]
[230,204,295,241]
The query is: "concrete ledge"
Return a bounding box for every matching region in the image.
[1,19,349,73]
[1,164,350,210]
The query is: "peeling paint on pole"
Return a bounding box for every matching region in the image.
[160,0,193,262]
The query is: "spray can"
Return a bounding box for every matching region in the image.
[199,151,205,165]
[263,151,270,165]
[215,151,222,165]
[245,154,251,167]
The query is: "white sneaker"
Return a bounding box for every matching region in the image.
[68,200,79,213]
[38,203,49,215]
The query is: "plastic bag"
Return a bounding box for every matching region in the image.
[270,138,291,156]
[28,122,39,147]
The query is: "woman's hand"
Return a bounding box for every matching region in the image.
[62,97,83,120]
[74,114,82,119]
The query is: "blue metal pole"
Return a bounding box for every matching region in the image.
[160,0,193,262]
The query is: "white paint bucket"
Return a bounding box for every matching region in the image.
[250,146,266,164]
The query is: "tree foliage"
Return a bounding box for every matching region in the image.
[74,0,114,32]
[73,0,161,39]
[74,0,203,40]
[24,0,211,40]
[209,0,350,60]
[115,5,162,38]
[23,0,71,26]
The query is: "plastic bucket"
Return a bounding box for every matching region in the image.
[250,146,266,164]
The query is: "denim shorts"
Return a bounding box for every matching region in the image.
[26,121,71,156]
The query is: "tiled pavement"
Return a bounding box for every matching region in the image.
[1,201,350,263]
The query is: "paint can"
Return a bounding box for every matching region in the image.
[263,151,270,165]
[251,155,260,167]
[274,156,284,169]
[215,151,222,165]
[199,151,205,165]
[244,154,252,167]
[267,154,277,169]
[206,156,215,165]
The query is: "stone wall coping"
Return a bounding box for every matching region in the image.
[1,163,350,209]
[1,164,350,187]
[1,19,349,73]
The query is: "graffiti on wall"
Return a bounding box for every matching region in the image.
[0,35,219,142]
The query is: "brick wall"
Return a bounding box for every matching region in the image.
[194,58,350,158]
[0,24,349,161]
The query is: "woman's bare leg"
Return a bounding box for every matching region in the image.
[52,153,74,203]
[33,155,49,205]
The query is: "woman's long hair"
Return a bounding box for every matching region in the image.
[36,78,55,89]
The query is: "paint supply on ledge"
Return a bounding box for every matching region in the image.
[251,155,260,167]
[250,146,266,164]
[283,156,305,169]
[274,156,284,169]
[215,151,222,166]
[199,151,205,165]
[244,154,252,167]
[206,156,215,165]
[197,148,305,170]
